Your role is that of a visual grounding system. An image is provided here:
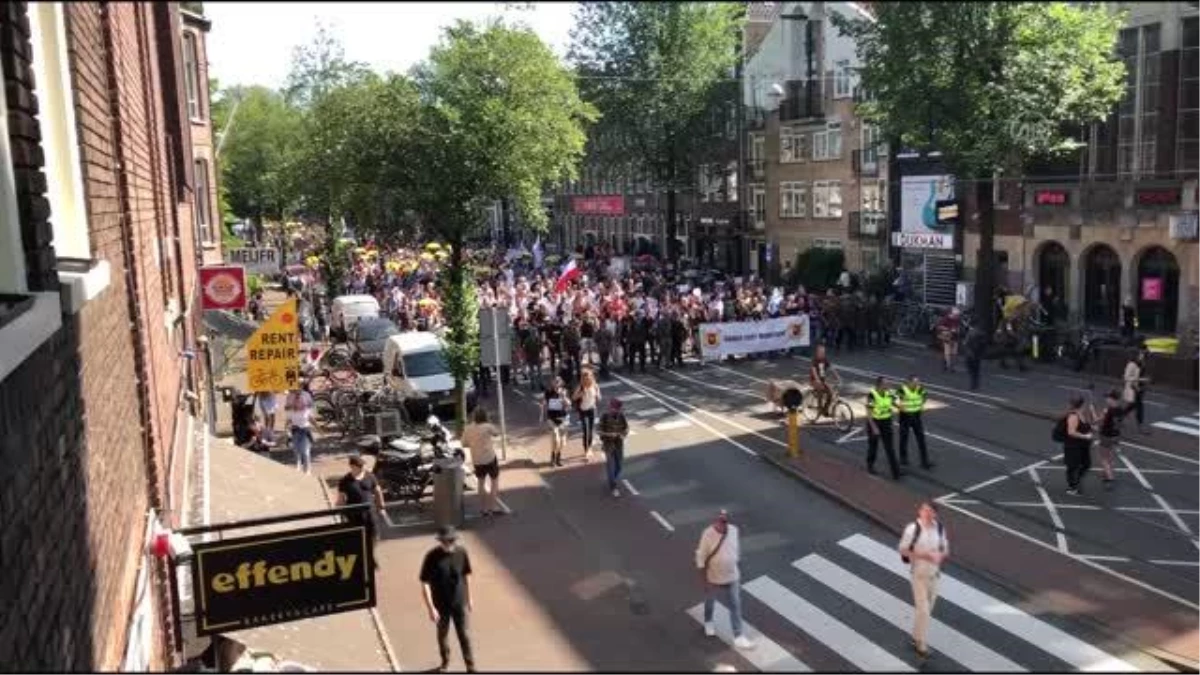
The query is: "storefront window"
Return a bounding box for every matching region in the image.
[1037,241,1070,321]
[1083,245,1121,327]
[1136,246,1179,334]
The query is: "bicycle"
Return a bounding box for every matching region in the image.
[802,380,855,432]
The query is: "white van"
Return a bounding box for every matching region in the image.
[383,332,477,418]
[330,294,380,341]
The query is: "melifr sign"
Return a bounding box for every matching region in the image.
[698,315,810,361]
[190,521,376,637]
[245,298,301,393]
[224,248,282,275]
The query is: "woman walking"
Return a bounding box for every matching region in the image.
[1095,389,1130,489]
[574,368,602,462]
[1060,395,1094,496]
[461,407,502,516]
[542,376,570,467]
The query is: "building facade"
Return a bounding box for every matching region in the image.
[744,1,889,279]
[0,1,216,669]
[958,2,1199,337]
[182,8,222,266]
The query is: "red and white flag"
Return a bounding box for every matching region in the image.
[555,258,582,293]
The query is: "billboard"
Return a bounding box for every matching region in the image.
[190,521,376,637]
[898,175,956,250]
[572,196,625,216]
[245,298,302,393]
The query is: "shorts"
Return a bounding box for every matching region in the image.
[474,459,500,480]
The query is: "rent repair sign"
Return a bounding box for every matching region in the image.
[245,298,301,393]
[190,522,376,637]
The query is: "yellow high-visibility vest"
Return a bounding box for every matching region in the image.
[869,390,894,420]
[898,385,926,414]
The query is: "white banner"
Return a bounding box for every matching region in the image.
[698,315,810,360]
[224,247,282,275]
[892,231,953,250]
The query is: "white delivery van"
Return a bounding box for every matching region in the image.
[330,294,381,341]
[383,332,477,419]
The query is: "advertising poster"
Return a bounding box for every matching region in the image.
[896,175,956,250]
[245,298,302,393]
[1141,277,1163,302]
[698,315,810,361]
[199,265,247,311]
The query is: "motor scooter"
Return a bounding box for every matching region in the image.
[356,415,466,505]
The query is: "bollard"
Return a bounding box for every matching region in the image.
[781,386,803,459]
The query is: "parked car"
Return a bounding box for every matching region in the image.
[330,294,380,342]
[349,317,400,372]
[382,331,477,420]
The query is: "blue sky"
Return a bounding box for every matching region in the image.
[204,2,578,88]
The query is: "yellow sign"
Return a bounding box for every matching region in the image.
[245,298,302,393]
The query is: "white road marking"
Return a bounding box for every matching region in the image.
[612,374,760,457]
[993,374,1028,383]
[1121,440,1200,466]
[743,576,915,672]
[1080,554,1132,563]
[1120,506,1200,515]
[886,353,916,363]
[649,509,675,532]
[621,478,640,496]
[1028,468,1069,553]
[794,554,1025,672]
[836,427,865,444]
[653,418,695,431]
[958,474,1010,494]
[841,535,1140,672]
[999,501,1102,511]
[937,498,1200,611]
[1150,559,1200,567]
[621,392,647,401]
[685,603,812,672]
[1118,453,1197,543]
[927,432,1007,460]
[1142,399,1168,409]
[1151,421,1200,437]
[496,496,513,514]
[635,406,671,418]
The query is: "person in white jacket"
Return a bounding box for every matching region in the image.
[897,501,949,659]
[695,510,755,650]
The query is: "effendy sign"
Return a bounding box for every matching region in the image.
[191,522,376,637]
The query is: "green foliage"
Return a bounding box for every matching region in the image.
[832,2,1126,179]
[438,265,481,427]
[216,85,303,222]
[246,273,264,297]
[320,239,353,296]
[221,220,244,251]
[789,248,845,293]
[283,22,373,110]
[568,3,742,258]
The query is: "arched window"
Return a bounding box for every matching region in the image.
[1136,246,1180,334]
[1083,245,1121,327]
[1037,241,1070,321]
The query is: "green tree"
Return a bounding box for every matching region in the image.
[569,2,743,261]
[409,19,596,425]
[833,2,1125,334]
[283,22,372,109]
[216,85,303,236]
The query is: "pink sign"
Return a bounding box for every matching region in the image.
[1141,277,1163,302]
[572,195,625,216]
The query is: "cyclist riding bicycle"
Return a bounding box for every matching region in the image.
[809,344,838,416]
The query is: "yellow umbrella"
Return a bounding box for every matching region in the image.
[425,242,442,252]
[305,255,321,268]
[420,252,435,262]
[417,298,438,307]
[434,250,449,261]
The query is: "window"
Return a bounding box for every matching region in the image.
[861,212,885,236]
[813,121,842,161]
[726,161,738,202]
[812,181,842,218]
[752,185,766,228]
[834,60,853,99]
[183,31,203,121]
[780,181,807,218]
[861,123,881,170]
[861,179,885,213]
[194,159,213,244]
[28,2,90,261]
[1179,17,1199,173]
[1118,23,1161,176]
[813,238,844,250]
[780,127,806,163]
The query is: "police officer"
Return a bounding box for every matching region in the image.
[896,374,934,469]
[866,376,901,479]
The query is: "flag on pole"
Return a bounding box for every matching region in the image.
[554,257,582,293]
[532,235,544,270]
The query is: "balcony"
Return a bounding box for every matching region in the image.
[778,79,824,123]
[851,149,880,177]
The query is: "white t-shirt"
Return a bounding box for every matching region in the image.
[285,391,313,429]
[258,392,278,414]
[898,519,949,577]
[461,422,498,467]
[695,524,740,585]
[577,384,600,411]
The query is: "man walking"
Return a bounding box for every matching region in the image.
[896,375,933,469]
[420,526,476,673]
[695,509,755,650]
[866,376,901,479]
[1123,347,1151,434]
[898,502,948,659]
[336,455,385,570]
[598,398,630,497]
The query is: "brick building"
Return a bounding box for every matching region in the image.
[0,2,217,670]
[182,8,222,266]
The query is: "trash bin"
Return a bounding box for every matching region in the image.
[432,457,465,529]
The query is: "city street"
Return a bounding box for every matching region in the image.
[474,343,1194,672]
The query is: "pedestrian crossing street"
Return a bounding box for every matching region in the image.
[1152,412,1200,438]
[688,533,1140,672]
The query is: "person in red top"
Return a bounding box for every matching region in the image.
[935,308,962,372]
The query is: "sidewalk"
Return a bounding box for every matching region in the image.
[756,438,1199,669]
[200,431,397,671]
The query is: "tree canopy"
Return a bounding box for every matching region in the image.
[215,85,303,226]
[569,2,743,258]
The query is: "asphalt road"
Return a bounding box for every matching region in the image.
[496,352,1180,672]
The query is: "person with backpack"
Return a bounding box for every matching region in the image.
[897,501,949,660]
[1054,395,1094,496]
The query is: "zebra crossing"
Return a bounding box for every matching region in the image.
[688,533,1140,672]
[1152,412,1200,438]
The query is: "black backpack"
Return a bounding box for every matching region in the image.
[901,520,945,564]
[1051,415,1068,443]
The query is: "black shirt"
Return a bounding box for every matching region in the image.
[339,472,379,523]
[420,545,473,609]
